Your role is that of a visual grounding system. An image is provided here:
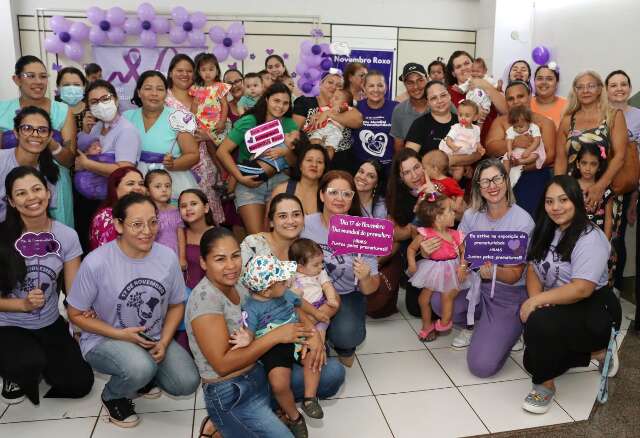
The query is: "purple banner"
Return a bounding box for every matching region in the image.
[328,214,393,256]
[332,49,395,101]
[463,231,528,269]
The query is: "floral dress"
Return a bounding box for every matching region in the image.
[89,207,118,251]
[566,116,621,285]
[189,83,232,145]
[165,89,225,224]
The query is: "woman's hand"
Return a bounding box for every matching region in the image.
[237,174,263,188]
[81,309,97,319]
[214,120,226,134]
[82,112,96,134]
[519,296,540,323]
[194,128,210,143]
[261,146,285,161]
[478,261,495,280]
[309,111,330,131]
[457,264,469,283]
[301,331,327,373]
[353,256,371,281]
[228,327,252,350]
[149,341,167,363]
[419,237,442,259]
[117,326,157,349]
[74,150,91,171]
[585,183,606,212]
[163,153,175,170]
[273,322,315,345]
[22,288,45,312]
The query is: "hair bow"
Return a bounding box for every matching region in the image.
[598,145,607,159]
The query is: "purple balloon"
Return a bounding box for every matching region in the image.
[212,44,230,62]
[189,31,206,47]
[59,32,71,43]
[227,22,244,42]
[311,44,321,55]
[137,3,156,22]
[301,81,314,93]
[99,20,110,31]
[209,26,225,43]
[531,46,551,65]
[190,12,207,29]
[320,43,330,55]
[171,6,189,25]
[310,83,320,96]
[50,16,70,33]
[320,57,332,71]
[124,18,142,35]
[108,27,126,44]
[107,7,126,26]
[64,41,84,61]
[230,43,248,60]
[152,17,169,34]
[306,67,321,81]
[303,53,322,68]
[223,37,233,48]
[44,34,64,53]
[89,27,107,45]
[86,7,105,25]
[69,22,89,41]
[183,21,193,32]
[169,26,187,44]
[140,30,157,48]
[300,40,313,55]
[295,62,308,76]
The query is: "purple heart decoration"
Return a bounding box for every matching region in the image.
[227,62,238,70]
[51,62,62,72]
[249,53,256,60]
[265,48,274,55]
[15,232,62,258]
[310,27,324,38]
[291,72,297,78]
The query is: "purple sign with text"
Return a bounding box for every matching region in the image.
[463,231,528,269]
[328,214,393,256]
[15,232,61,259]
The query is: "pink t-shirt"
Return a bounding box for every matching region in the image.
[417,228,463,261]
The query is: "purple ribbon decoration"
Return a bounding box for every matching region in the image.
[239,310,249,328]
[107,48,142,83]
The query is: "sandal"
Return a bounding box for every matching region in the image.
[198,416,219,438]
[435,319,453,332]
[418,324,437,342]
[301,397,324,419]
[287,413,308,438]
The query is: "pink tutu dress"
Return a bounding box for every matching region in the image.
[410,228,466,292]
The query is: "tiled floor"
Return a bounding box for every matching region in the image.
[0,292,633,438]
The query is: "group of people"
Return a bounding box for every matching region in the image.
[0,47,636,438]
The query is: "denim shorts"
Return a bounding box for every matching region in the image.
[235,172,289,208]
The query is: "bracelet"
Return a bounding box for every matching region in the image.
[51,144,63,156]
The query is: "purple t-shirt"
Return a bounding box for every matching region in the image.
[68,240,185,357]
[532,227,610,290]
[353,100,398,172]
[155,208,184,255]
[0,221,82,329]
[625,106,640,146]
[458,204,535,286]
[77,115,141,164]
[300,213,378,295]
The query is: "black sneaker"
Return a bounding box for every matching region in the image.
[1,379,25,405]
[137,381,162,399]
[102,397,140,428]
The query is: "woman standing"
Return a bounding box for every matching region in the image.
[123,71,199,203]
[265,54,290,83]
[302,171,380,367]
[165,54,224,225]
[55,67,87,132]
[520,176,620,414]
[0,167,93,406]
[531,64,567,128]
[343,62,367,104]
[0,56,76,227]
[68,193,200,428]
[223,69,245,124]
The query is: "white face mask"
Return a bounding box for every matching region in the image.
[90,101,118,122]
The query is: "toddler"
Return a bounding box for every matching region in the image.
[189,53,231,146]
[502,106,545,187]
[421,150,465,214]
[237,255,330,433]
[407,195,467,342]
[458,58,499,112]
[238,72,263,115]
[439,100,482,180]
[144,169,186,269]
[305,88,353,159]
[574,143,613,238]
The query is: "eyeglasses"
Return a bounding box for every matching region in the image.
[226,79,243,86]
[478,174,506,189]
[18,124,50,136]
[575,84,600,92]
[88,94,113,106]
[120,218,159,233]
[325,187,355,200]
[20,72,49,81]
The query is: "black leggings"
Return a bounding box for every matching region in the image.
[0,316,94,404]
[523,287,621,385]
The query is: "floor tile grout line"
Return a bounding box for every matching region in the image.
[88,415,100,438]
[354,355,396,438]
[553,399,577,422]
[356,347,429,356]
[0,405,7,420]
[453,385,492,435]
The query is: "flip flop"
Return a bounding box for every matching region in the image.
[418,324,437,342]
[198,416,219,438]
[435,319,453,332]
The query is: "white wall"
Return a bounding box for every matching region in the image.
[0,1,21,100]
[491,0,534,82]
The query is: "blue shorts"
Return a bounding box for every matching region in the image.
[234,172,289,208]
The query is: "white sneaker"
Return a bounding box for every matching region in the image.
[451,328,473,349]
[511,335,524,352]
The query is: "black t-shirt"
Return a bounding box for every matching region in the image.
[293,96,353,152]
[405,112,458,158]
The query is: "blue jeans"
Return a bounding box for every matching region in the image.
[203,365,293,438]
[290,356,345,400]
[327,292,367,357]
[85,339,199,401]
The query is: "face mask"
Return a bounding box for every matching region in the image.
[59,85,84,106]
[90,101,118,122]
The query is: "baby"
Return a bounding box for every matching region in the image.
[305,88,353,159]
[238,72,263,115]
[502,105,545,187]
[289,238,339,331]
[439,100,482,181]
[458,58,499,112]
[421,150,465,216]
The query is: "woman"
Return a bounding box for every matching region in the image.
[351,70,398,175]
[165,54,224,225]
[343,62,367,103]
[503,60,532,91]
[486,81,556,217]
[217,83,298,234]
[68,193,200,428]
[0,55,76,227]
[520,176,620,414]
[270,139,329,218]
[75,80,142,251]
[88,166,145,250]
[223,69,245,124]
[356,159,387,219]
[293,70,363,169]
[55,67,87,132]
[531,64,567,128]
[0,107,61,224]
[301,171,380,367]
[265,54,290,83]
[445,51,507,144]
[0,166,93,406]
[123,71,199,203]
[434,159,535,372]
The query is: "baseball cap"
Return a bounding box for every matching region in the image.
[241,255,297,293]
[400,63,427,81]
